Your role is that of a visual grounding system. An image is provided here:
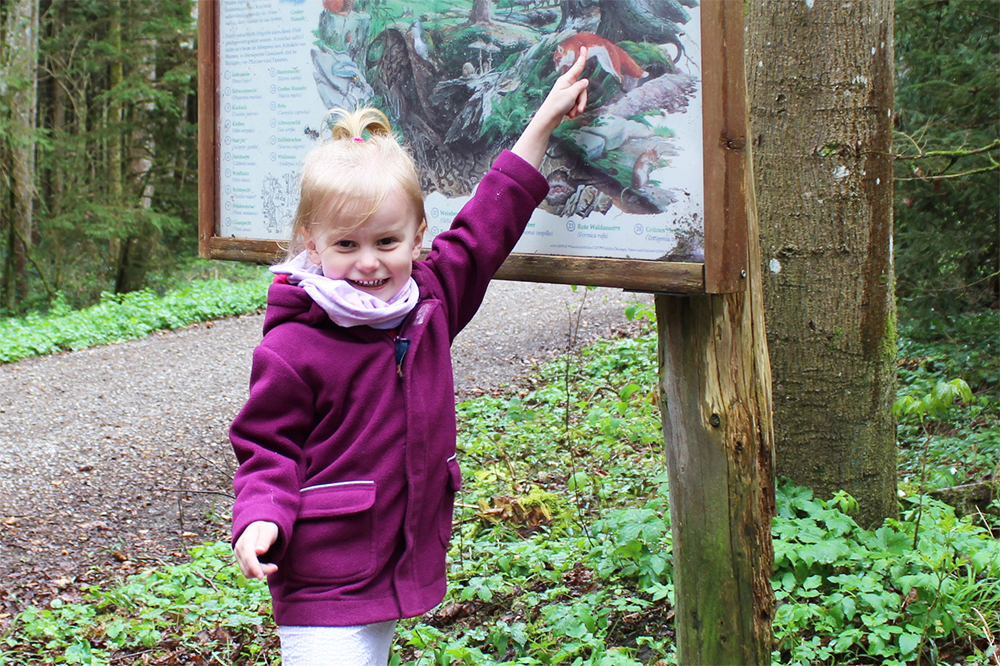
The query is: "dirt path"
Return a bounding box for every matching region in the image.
[0,281,649,619]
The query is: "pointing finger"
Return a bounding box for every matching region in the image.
[561,45,587,83]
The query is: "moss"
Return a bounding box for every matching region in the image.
[879,305,898,363]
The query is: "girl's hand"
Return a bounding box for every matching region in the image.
[234,520,279,580]
[511,46,589,169]
[539,46,590,123]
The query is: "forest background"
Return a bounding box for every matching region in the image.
[0,0,998,664]
[0,0,996,323]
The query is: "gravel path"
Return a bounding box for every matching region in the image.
[0,281,649,618]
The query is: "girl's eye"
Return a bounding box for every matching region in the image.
[335,240,355,248]
[377,237,398,246]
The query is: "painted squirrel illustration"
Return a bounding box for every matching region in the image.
[553,33,649,90]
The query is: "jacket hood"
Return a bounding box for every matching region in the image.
[262,281,331,334]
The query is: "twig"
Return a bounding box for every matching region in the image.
[903,270,1000,294]
[192,569,220,594]
[570,287,590,348]
[912,421,933,550]
[192,448,236,481]
[11,225,56,301]
[972,607,1000,666]
[156,486,236,499]
[564,292,593,544]
[894,137,1000,161]
[110,648,157,664]
[897,162,999,182]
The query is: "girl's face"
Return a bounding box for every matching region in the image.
[306,187,424,302]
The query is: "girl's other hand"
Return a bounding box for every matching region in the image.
[234,520,279,580]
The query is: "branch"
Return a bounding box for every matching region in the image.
[894,137,1000,162]
[904,270,1000,293]
[155,486,236,499]
[896,162,999,182]
[12,225,56,301]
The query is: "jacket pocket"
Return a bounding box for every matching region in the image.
[439,456,462,546]
[285,481,376,585]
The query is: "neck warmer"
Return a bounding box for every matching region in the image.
[270,251,419,329]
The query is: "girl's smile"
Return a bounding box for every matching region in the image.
[305,187,425,302]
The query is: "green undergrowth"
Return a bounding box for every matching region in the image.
[0,268,271,364]
[0,543,279,665]
[895,310,1000,495]
[1,310,998,665]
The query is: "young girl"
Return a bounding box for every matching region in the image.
[230,48,589,665]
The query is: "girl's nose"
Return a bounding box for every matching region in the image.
[356,249,380,272]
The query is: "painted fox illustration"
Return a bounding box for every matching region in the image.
[322,0,354,15]
[553,33,649,90]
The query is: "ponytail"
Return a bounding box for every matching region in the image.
[323,107,393,143]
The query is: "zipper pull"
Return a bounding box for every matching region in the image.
[394,336,411,378]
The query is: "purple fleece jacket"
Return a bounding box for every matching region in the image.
[230,151,548,627]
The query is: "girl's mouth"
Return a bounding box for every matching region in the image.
[351,278,389,288]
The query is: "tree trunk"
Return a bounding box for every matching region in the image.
[108,0,124,276]
[115,36,157,295]
[746,0,897,526]
[469,0,492,25]
[48,0,67,224]
[1,0,40,310]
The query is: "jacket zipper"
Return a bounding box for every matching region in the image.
[394,335,411,378]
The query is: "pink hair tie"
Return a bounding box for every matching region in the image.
[352,136,364,143]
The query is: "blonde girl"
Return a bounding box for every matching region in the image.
[231,48,589,666]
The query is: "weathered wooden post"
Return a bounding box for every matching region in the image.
[656,2,776,663]
[655,216,775,663]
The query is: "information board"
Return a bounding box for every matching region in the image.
[199,0,747,293]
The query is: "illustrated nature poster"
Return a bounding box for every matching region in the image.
[218,0,704,262]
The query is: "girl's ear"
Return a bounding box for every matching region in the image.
[411,222,426,261]
[304,231,322,265]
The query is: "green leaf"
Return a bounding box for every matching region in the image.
[899,632,921,657]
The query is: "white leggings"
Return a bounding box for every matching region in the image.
[279,621,396,666]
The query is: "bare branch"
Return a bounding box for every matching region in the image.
[894,137,1000,162]
[156,486,236,499]
[896,162,999,182]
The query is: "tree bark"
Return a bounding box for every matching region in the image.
[746,0,897,526]
[2,0,40,310]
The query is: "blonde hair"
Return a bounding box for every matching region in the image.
[287,107,426,258]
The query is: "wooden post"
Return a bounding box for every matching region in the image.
[197,0,217,260]
[655,140,775,665]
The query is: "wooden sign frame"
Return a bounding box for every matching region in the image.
[198,0,747,294]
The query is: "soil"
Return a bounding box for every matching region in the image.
[0,281,650,627]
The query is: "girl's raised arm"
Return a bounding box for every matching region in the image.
[510,46,589,169]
